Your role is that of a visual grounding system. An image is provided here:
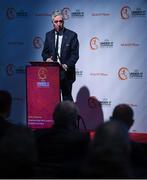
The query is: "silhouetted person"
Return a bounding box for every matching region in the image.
[110,104,147,178]
[81,121,133,178]
[110,104,134,130]
[0,90,14,137]
[34,100,90,178]
[0,125,38,178]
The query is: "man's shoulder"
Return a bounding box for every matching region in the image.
[64,28,77,36]
[46,29,54,36]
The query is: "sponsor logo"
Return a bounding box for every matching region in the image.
[90,72,108,76]
[71,9,84,17]
[61,7,84,20]
[118,67,143,80]
[100,98,112,106]
[91,12,110,16]
[6,64,25,76]
[121,6,146,19]
[35,7,84,20]
[121,43,139,47]
[130,70,143,79]
[90,37,114,50]
[100,39,114,48]
[88,97,111,108]
[6,8,28,20]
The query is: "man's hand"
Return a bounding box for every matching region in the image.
[62,64,68,71]
[46,56,53,62]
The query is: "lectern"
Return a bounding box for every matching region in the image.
[26,62,60,129]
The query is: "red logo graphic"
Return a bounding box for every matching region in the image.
[90,37,99,50]
[62,7,71,20]
[38,67,48,80]
[121,6,131,19]
[118,67,129,80]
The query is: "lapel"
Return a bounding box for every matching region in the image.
[61,28,68,56]
[50,30,56,50]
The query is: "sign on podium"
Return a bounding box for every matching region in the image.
[26,61,60,129]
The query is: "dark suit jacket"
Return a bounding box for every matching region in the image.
[42,28,79,82]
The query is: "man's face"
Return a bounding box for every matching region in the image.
[52,15,64,32]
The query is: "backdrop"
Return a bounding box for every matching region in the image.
[0,0,146,133]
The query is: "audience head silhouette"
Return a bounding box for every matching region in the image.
[0,90,12,118]
[81,121,132,178]
[53,100,78,130]
[110,104,134,130]
[0,125,37,178]
[93,120,130,154]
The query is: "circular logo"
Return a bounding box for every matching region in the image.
[62,7,71,20]
[90,37,99,50]
[6,8,16,20]
[121,6,131,19]
[38,67,48,80]
[118,67,129,80]
[88,96,99,109]
[6,64,15,76]
[33,36,44,49]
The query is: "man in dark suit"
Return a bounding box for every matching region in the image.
[42,10,79,101]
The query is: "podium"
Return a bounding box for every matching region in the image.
[26,62,60,129]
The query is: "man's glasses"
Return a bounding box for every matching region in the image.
[54,20,63,24]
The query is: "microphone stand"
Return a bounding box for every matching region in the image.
[76,115,87,131]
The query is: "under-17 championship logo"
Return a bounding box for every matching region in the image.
[38,67,48,80]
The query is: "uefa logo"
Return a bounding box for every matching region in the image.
[62,7,71,20]
[90,37,113,50]
[6,64,15,76]
[33,36,44,49]
[6,8,16,20]
[38,67,48,80]
[121,6,132,19]
[118,67,129,80]
[90,37,99,50]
